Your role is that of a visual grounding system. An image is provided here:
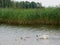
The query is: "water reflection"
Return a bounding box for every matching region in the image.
[0,25,60,45]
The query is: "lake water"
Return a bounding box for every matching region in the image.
[0,24,60,45]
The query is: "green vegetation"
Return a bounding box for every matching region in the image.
[0,8,60,25]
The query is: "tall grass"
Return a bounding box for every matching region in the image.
[0,8,60,25]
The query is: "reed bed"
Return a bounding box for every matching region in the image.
[0,8,60,25]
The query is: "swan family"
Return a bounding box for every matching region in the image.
[20,34,49,41]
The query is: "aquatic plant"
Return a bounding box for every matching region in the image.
[0,8,60,25]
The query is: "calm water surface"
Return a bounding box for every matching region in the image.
[0,25,60,45]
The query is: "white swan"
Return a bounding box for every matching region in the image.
[36,34,49,39]
[40,35,49,39]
